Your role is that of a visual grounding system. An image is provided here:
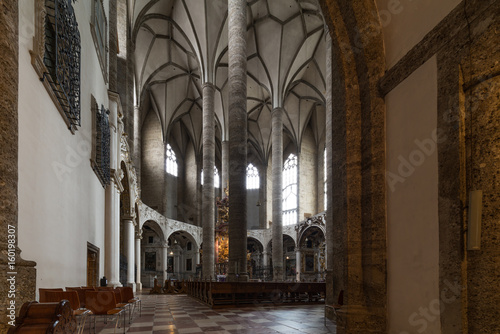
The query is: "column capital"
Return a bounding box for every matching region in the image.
[202,82,215,91]
[110,169,124,193]
[122,217,137,226]
[271,107,284,114]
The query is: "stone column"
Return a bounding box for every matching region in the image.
[324,28,335,311]
[162,243,168,282]
[133,105,141,196]
[135,231,142,291]
[228,0,248,282]
[221,141,229,191]
[202,83,216,279]
[124,219,136,291]
[272,107,284,281]
[106,92,122,288]
[263,251,269,267]
[0,2,36,331]
[162,142,168,217]
[108,0,117,91]
[295,248,301,282]
[259,168,267,228]
[105,175,123,287]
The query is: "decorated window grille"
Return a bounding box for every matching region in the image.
[165,144,178,176]
[43,0,81,130]
[91,97,110,187]
[246,164,260,189]
[282,154,298,226]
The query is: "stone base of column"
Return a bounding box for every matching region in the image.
[127,282,137,292]
[0,256,36,333]
[108,281,123,288]
[136,282,142,291]
[332,305,386,334]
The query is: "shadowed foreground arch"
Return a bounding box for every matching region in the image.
[318,0,387,332]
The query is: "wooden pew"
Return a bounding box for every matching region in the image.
[190,281,325,308]
[7,300,76,333]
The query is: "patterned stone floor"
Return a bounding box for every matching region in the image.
[88,292,337,334]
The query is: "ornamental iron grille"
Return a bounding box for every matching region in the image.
[94,104,111,186]
[43,0,81,128]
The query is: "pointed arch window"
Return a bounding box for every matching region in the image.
[283,154,298,226]
[201,167,220,188]
[246,164,260,189]
[165,144,177,176]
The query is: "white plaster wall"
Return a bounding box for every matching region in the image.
[386,56,441,333]
[376,0,461,68]
[18,1,109,291]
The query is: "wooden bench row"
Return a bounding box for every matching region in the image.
[186,280,325,307]
[7,300,76,333]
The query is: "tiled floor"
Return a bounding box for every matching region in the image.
[89,292,337,334]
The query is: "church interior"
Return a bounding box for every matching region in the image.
[1,0,499,333]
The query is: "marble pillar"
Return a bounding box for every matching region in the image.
[162,244,168,282]
[124,219,136,291]
[105,93,122,288]
[228,0,248,282]
[202,83,216,279]
[135,231,142,291]
[272,107,284,281]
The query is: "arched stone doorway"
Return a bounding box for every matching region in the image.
[267,234,296,281]
[141,220,166,288]
[297,226,326,282]
[246,237,264,280]
[167,230,199,281]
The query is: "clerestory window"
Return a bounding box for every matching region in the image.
[201,167,220,188]
[165,144,178,176]
[246,164,260,189]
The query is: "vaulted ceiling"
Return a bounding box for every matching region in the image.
[131,0,326,164]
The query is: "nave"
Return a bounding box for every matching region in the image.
[93,293,334,334]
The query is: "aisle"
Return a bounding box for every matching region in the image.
[93,292,336,333]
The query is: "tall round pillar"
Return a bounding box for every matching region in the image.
[124,219,136,291]
[135,231,142,291]
[221,141,229,191]
[227,0,248,282]
[272,107,284,281]
[295,248,301,282]
[162,243,169,282]
[202,82,216,279]
[105,179,122,287]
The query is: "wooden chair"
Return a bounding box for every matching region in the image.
[7,300,76,333]
[117,286,141,320]
[66,287,95,308]
[45,291,92,334]
[85,290,125,334]
[38,288,63,303]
